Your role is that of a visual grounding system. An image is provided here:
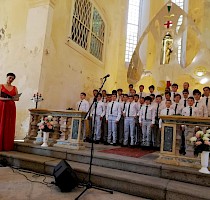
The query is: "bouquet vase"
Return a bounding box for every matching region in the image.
[199,151,210,174]
[41,132,49,147]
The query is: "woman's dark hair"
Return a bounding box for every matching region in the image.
[7,73,16,79]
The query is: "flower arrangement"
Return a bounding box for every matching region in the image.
[190,130,210,156]
[37,115,54,132]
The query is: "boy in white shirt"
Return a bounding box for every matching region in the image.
[103,94,112,145]
[138,85,147,98]
[118,94,128,145]
[148,85,159,96]
[123,96,138,147]
[180,89,189,108]
[182,82,193,97]
[159,100,175,129]
[181,97,199,155]
[139,96,155,147]
[106,94,121,146]
[152,95,165,148]
[162,92,171,107]
[102,90,107,103]
[171,83,181,101]
[193,89,208,117]
[150,94,156,107]
[182,97,199,117]
[76,92,90,112]
[117,89,123,103]
[128,84,133,95]
[171,94,183,115]
[135,97,145,146]
[91,93,105,144]
[201,86,210,116]
[76,92,90,141]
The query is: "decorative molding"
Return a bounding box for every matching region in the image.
[28,0,56,8]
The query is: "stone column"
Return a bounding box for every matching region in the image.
[25,0,56,108]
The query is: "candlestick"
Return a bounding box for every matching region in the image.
[31,92,44,109]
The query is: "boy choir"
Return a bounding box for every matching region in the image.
[76,84,210,150]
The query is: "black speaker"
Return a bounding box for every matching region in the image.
[53,160,79,192]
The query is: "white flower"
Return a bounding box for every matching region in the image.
[203,136,210,141]
[190,137,197,142]
[47,115,53,120]
[205,133,210,138]
[206,129,210,134]
[196,131,204,137]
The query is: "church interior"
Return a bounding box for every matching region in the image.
[1,0,210,199]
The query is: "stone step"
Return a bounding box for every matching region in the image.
[1,151,210,200]
[14,142,210,188]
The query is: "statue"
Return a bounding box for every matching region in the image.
[160,33,173,65]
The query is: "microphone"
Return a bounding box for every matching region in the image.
[102,74,110,79]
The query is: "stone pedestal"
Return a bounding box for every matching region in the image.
[157,115,210,168]
[28,109,86,149]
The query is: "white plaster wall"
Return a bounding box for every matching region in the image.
[38,0,128,109]
[0,0,50,139]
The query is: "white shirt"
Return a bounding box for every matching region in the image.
[201,96,210,117]
[139,104,155,124]
[104,101,111,112]
[116,95,123,103]
[106,101,121,121]
[151,101,156,107]
[102,96,107,103]
[123,101,138,117]
[194,99,208,117]
[180,98,188,108]
[171,102,183,115]
[138,92,147,98]
[182,106,199,117]
[160,108,175,116]
[120,101,127,112]
[159,108,175,128]
[137,103,145,116]
[153,102,165,118]
[91,100,105,117]
[76,99,89,112]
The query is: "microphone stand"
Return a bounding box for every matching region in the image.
[75,77,113,200]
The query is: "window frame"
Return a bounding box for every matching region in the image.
[66,0,107,66]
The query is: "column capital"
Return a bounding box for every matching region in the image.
[28,0,56,8]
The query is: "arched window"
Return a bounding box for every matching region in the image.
[69,0,105,61]
[171,0,188,64]
[125,0,142,63]
[125,0,188,64]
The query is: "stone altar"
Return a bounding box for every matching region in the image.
[25,109,87,149]
[157,115,210,168]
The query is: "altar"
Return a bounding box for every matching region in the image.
[157,115,210,168]
[25,109,87,150]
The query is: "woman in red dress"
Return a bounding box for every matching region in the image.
[0,73,19,151]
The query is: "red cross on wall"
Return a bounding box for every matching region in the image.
[164,21,173,29]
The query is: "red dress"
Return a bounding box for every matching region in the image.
[0,85,16,151]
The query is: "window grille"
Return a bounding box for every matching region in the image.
[70,0,105,61]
